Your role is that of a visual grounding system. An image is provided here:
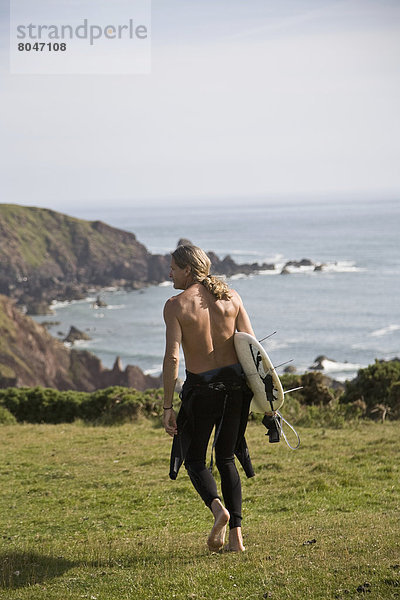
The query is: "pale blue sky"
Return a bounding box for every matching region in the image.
[0,0,399,209]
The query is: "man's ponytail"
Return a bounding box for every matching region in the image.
[172,245,232,300]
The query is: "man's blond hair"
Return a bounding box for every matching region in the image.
[172,245,232,301]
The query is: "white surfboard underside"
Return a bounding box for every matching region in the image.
[234,332,284,413]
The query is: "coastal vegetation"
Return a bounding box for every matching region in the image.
[0,386,168,426]
[0,360,399,427]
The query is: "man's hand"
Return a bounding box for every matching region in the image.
[163,408,178,437]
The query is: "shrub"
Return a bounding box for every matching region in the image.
[280,372,342,406]
[0,386,171,425]
[389,381,400,419]
[341,360,400,419]
[0,405,17,424]
[79,387,144,425]
[0,386,87,424]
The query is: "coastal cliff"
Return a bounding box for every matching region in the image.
[0,294,162,391]
[0,204,167,313]
[0,204,273,314]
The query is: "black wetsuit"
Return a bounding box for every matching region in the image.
[169,363,254,529]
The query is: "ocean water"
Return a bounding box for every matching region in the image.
[36,197,400,382]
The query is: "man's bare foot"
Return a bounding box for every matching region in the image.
[228,527,245,552]
[207,499,230,552]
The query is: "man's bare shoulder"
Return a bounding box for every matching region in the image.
[163,292,186,315]
[228,288,242,305]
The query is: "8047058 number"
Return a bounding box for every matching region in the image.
[18,42,67,51]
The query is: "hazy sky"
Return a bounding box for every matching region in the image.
[1,0,399,210]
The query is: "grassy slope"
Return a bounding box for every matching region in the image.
[0,204,146,273]
[0,204,48,269]
[0,204,85,269]
[0,421,399,600]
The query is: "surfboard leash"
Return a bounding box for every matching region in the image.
[262,412,301,450]
[258,349,301,449]
[274,411,301,450]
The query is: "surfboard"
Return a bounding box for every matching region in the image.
[234,332,285,413]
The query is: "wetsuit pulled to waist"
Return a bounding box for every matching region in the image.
[185,363,244,386]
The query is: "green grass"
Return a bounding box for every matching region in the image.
[0,420,399,599]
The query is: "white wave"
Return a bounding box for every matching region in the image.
[51,300,71,309]
[203,258,363,279]
[233,252,284,264]
[144,366,162,376]
[370,324,400,337]
[229,273,248,280]
[51,297,98,310]
[239,259,363,276]
[258,268,280,275]
[332,372,360,383]
[279,261,365,274]
[313,359,363,373]
[158,281,172,287]
[317,261,365,273]
[265,253,285,263]
[286,264,315,272]
[94,313,105,319]
[106,304,126,310]
[70,339,91,347]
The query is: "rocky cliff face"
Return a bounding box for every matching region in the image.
[0,295,162,391]
[0,205,273,314]
[0,204,171,313]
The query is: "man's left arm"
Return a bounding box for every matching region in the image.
[235,291,256,337]
[162,299,182,436]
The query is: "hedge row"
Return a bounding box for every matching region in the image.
[0,386,169,425]
[0,361,399,425]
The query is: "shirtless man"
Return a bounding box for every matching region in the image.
[162,244,255,552]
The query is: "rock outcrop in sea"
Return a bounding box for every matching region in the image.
[0,294,162,391]
[63,326,91,344]
[309,355,338,370]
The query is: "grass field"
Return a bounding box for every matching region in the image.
[0,419,399,600]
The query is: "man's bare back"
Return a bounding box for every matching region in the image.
[167,283,248,373]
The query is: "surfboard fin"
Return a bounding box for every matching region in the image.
[283,386,303,395]
[273,359,294,370]
[258,331,277,343]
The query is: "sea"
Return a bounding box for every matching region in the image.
[34,197,400,382]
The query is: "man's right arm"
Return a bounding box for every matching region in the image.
[162,298,181,436]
